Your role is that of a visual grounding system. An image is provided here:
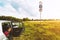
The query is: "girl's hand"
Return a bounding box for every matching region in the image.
[8,28,11,32]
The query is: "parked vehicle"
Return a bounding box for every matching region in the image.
[0,20,24,40]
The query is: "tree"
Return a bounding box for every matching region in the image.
[23,18,30,21]
[0,16,22,22]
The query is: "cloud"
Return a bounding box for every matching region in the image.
[0,0,40,19]
[12,0,40,17]
[0,3,21,18]
[11,2,20,10]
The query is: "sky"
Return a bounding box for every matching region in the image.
[0,0,40,19]
[42,0,60,19]
[0,0,60,19]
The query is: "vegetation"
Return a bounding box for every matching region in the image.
[0,16,31,21]
[0,16,22,22]
[1,16,60,40]
[23,18,31,21]
[13,20,60,40]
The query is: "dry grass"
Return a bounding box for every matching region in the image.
[13,20,60,40]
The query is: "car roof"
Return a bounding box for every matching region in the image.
[0,20,11,23]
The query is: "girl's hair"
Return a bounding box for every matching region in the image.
[2,23,11,32]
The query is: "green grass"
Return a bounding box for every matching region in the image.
[13,21,60,40]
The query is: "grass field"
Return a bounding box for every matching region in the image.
[13,20,60,40]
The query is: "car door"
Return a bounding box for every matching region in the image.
[0,22,8,40]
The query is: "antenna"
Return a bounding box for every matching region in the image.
[39,1,42,20]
